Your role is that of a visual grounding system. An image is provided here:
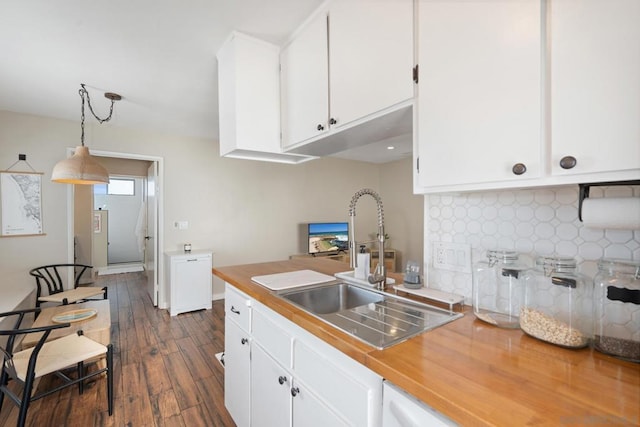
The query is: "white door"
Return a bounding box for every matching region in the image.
[145,162,158,305]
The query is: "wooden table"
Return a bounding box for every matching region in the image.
[23,300,111,348]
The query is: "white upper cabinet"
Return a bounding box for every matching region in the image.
[416,0,542,190]
[281,12,330,147]
[549,0,640,177]
[281,0,414,152]
[328,0,414,128]
[217,32,315,164]
[414,0,640,194]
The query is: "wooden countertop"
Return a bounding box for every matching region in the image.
[213,258,640,426]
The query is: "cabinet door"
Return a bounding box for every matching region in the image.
[417,0,541,188]
[293,339,380,426]
[251,343,292,427]
[292,379,348,427]
[172,256,211,313]
[550,0,640,176]
[224,319,251,427]
[329,0,414,128]
[217,32,281,155]
[281,12,329,148]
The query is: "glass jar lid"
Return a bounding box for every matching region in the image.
[597,259,640,279]
[486,249,519,263]
[535,256,577,276]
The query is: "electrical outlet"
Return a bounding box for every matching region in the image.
[433,242,471,273]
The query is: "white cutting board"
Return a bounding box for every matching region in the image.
[251,270,335,291]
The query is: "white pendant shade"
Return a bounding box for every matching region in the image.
[51,146,109,185]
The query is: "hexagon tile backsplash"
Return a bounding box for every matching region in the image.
[424,184,640,302]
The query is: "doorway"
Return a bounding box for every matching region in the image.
[67,150,164,308]
[94,176,145,266]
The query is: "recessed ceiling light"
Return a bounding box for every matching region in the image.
[387,146,395,150]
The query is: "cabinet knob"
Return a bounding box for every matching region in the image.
[290,386,300,397]
[278,376,287,385]
[559,156,577,170]
[230,306,240,315]
[329,118,337,125]
[316,124,324,131]
[241,338,248,345]
[512,163,527,175]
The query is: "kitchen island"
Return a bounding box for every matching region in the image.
[213,258,639,426]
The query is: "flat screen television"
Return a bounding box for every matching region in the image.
[308,222,349,255]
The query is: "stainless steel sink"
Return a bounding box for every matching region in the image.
[278,283,463,349]
[282,283,384,314]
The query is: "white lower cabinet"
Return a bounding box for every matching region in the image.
[382,382,456,427]
[251,329,347,427]
[224,283,382,426]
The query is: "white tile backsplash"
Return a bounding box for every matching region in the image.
[425,185,640,301]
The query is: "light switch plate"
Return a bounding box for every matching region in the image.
[174,221,189,230]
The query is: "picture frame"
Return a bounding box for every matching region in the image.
[0,171,44,236]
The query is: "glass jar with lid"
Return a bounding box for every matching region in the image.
[521,256,590,348]
[593,259,640,362]
[472,250,528,328]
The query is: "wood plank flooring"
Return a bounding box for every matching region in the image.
[0,272,236,427]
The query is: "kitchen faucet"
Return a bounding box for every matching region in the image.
[348,188,386,290]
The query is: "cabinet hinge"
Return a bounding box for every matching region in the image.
[413,64,419,84]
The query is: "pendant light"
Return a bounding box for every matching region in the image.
[51,84,122,184]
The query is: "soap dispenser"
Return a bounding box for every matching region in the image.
[355,245,370,280]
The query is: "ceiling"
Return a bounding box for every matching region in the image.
[0,0,412,164]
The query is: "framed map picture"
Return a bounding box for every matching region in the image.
[0,171,44,236]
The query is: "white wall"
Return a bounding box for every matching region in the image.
[380,157,423,271]
[0,110,421,301]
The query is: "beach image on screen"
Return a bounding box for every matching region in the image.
[308,222,349,254]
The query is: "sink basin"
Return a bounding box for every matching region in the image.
[279,282,463,349]
[282,283,384,314]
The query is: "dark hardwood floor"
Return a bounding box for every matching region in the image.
[0,271,236,427]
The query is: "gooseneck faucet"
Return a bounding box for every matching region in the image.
[348,188,386,289]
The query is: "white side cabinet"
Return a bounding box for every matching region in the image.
[165,250,212,316]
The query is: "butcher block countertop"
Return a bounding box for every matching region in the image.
[213,258,640,426]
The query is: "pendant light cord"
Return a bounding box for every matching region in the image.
[79,83,117,147]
